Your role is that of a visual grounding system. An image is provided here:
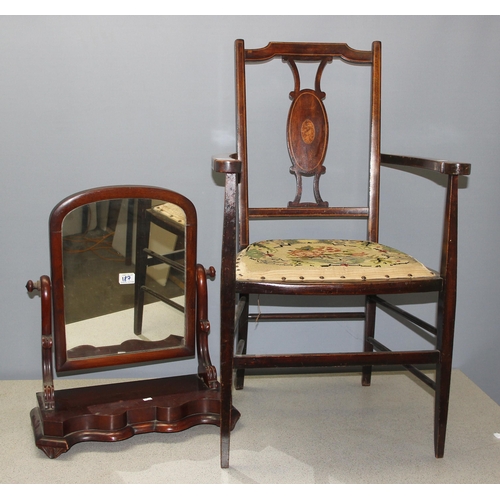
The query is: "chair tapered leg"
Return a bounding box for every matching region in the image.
[434,173,458,458]
[362,295,377,386]
[434,357,452,458]
[434,287,456,458]
[435,346,453,458]
[220,292,236,468]
[220,383,232,468]
[220,325,233,468]
[235,294,249,390]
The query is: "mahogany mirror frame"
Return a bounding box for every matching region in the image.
[49,185,197,373]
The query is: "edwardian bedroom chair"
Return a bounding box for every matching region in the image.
[213,40,470,468]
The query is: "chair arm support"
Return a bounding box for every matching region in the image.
[381,154,471,176]
[213,154,242,175]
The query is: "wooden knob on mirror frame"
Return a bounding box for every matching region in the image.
[26,280,40,292]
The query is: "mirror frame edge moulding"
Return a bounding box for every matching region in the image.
[49,184,197,373]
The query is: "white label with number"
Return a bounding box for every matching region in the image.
[118,273,135,285]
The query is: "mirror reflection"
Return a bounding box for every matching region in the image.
[61,198,186,359]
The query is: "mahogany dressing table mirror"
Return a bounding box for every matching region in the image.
[27,185,239,458]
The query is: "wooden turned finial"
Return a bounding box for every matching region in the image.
[26,280,40,292]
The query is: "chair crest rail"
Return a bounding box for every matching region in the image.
[244,41,373,64]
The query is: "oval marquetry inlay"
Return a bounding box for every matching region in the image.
[301,119,315,144]
[287,89,328,174]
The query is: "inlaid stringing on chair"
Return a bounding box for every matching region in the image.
[213,40,471,468]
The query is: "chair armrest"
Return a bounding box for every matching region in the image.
[212,154,242,175]
[381,154,471,176]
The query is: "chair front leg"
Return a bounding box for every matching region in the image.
[217,166,241,468]
[434,174,459,457]
[220,288,236,468]
[434,282,456,457]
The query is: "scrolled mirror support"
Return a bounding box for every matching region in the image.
[26,276,54,410]
[196,265,217,389]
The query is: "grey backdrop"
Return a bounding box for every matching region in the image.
[1,16,499,404]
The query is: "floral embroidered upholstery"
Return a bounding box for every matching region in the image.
[236,239,435,282]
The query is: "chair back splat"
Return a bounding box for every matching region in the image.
[213,40,471,468]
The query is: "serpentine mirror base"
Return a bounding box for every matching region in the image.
[30,375,241,459]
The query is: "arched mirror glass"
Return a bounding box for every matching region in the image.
[50,186,197,372]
